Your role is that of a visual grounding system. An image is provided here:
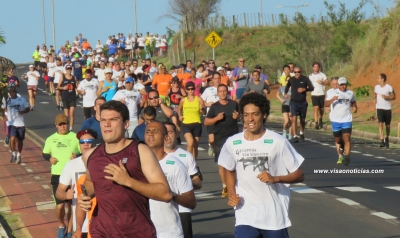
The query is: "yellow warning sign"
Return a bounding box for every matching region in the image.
[205,31,222,48]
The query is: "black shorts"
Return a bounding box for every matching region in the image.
[181,123,202,137]
[8,126,25,141]
[63,99,77,109]
[34,61,40,67]
[311,95,325,108]
[51,175,70,205]
[207,125,215,135]
[214,143,223,162]
[282,105,290,113]
[40,62,47,68]
[290,101,308,119]
[179,212,193,238]
[83,107,95,119]
[377,109,392,125]
[138,46,144,50]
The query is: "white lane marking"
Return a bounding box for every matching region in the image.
[336,187,375,192]
[42,185,50,189]
[181,142,187,145]
[195,191,219,199]
[290,187,324,194]
[386,159,400,163]
[20,163,26,166]
[362,154,374,157]
[39,102,50,104]
[376,156,386,159]
[36,201,55,211]
[294,183,306,186]
[385,186,400,191]
[337,198,360,206]
[34,176,41,180]
[321,143,329,146]
[352,151,361,153]
[198,147,205,151]
[330,146,336,148]
[26,168,33,173]
[371,212,397,220]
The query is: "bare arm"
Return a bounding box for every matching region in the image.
[177,98,184,121]
[160,102,173,118]
[96,81,106,97]
[257,168,304,184]
[191,176,202,190]
[55,183,74,201]
[276,91,285,103]
[172,190,196,210]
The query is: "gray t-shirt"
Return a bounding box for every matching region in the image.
[139,106,170,123]
[279,86,291,105]
[245,81,270,96]
[232,67,250,89]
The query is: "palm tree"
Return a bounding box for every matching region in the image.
[0,27,5,46]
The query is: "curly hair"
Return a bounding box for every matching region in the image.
[239,93,270,120]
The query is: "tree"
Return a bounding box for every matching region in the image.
[0,27,5,47]
[159,0,221,32]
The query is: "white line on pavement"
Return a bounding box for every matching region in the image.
[195,191,220,199]
[362,154,374,157]
[336,187,376,192]
[376,156,386,159]
[290,187,324,194]
[198,147,205,151]
[36,201,55,211]
[336,198,360,206]
[386,159,400,163]
[371,212,397,220]
[321,143,329,146]
[352,151,361,153]
[25,168,33,173]
[385,186,400,191]
[42,185,50,189]
[34,176,41,180]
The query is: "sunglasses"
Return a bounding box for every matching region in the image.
[80,139,95,144]
[294,71,301,73]
[186,88,195,91]
[239,60,245,62]
[209,62,215,64]
[149,96,159,100]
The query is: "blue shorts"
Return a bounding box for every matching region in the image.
[236,88,246,99]
[8,126,26,141]
[48,76,54,83]
[234,225,289,238]
[290,101,308,119]
[331,122,352,132]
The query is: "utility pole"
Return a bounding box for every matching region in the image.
[134,0,138,33]
[42,0,46,45]
[260,0,262,14]
[51,0,56,50]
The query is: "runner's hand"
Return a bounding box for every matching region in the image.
[104,160,131,186]
[158,97,163,104]
[78,194,92,212]
[50,157,59,165]
[120,98,127,104]
[351,107,357,113]
[284,94,290,99]
[179,115,183,121]
[232,110,239,120]
[297,88,305,93]
[317,79,323,84]
[70,153,77,160]
[72,230,82,238]
[227,194,241,207]
[102,87,109,92]
[257,171,278,184]
[217,112,224,120]
[66,184,75,200]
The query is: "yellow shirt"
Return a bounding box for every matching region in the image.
[32,51,40,61]
[182,96,201,124]
[279,75,290,86]
[145,36,151,46]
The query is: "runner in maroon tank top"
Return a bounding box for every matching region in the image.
[78,100,172,238]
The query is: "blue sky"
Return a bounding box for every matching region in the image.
[0,0,395,63]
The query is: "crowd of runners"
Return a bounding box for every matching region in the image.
[0,33,396,237]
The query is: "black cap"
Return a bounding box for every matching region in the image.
[185,81,195,89]
[255,65,262,69]
[172,77,179,82]
[77,129,98,140]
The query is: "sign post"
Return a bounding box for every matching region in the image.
[205,31,222,61]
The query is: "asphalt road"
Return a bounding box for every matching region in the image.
[12,64,400,238]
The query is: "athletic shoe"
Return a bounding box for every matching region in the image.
[221,186,228,198]
[288,134,293,140]
[208,146,214,157]
[16,155,21,164]
[343,154,350,166]
[319,118,323,128]
[379,140,385,148]
[57,106,60,111]
[290,136,299,143]
[4,136,9,145]
[10,154,16,163]
[385,137,389,148]
[57,227,66,238]
[60,102,64,110]
[177,137,181,145]
[337,156,344,164]
[300,134,305,142]
[282,131,287,139]
[315,123,320,130]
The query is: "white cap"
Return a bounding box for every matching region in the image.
[338,77,347,85]
[105,68,113,74]
[108,57,115,62]
[150,33,154,35]
[88,52,93,56]
[29,65,34,68]
[216,66,225,71]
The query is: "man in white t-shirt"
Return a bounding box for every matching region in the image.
[374,73,396,148]
[112,77,143,137]
[2,87,30,164]
[218,93,304,237]
[164,122,202,238]
[95,61,106,82]
[309,62,329,129]
[201,72,221,156]
[77,69,99,120]
[145,121,195,238]
[325,77,357,166]
[56,129,97,238]
[53,58,65,110]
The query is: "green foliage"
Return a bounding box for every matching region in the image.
[0,27,5,46]
[324,0,368,26]
[166,26,176,42]
[354,85,373,97]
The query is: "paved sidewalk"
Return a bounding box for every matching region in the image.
[0,124,58,238]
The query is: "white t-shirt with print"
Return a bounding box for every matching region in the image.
[95,69,106,82]
[47,62,56,77]
[374,84,394,110]
[169,147,198,213]
[53,66,64,84]
[26,71,40,86]
[201,86,219,113]
[309,72,328,96]
[150,154,192,238]
[77,78,99,107]
[112,90,141,121]
[137,37,145,47]
[95,44,103,52]
[59,156,88,233]
[39,49,48,62]
[125,38,133,50]
[112,70,124,88]
[3,96,30,127]
[161,38,167,47]
[218,130,304,230]
[326,88,356,123]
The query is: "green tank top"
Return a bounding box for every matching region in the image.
[182,96,201,124]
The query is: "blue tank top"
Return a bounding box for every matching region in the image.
[102,80,117,101]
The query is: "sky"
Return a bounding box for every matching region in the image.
[0,0,395,63]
